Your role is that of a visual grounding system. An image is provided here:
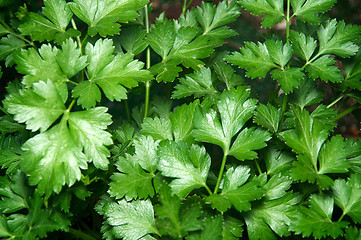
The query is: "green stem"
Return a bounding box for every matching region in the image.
[286,0,291,44]
[214,152,228,194]
[71,19,82,48]
[67,99,77,112]
[334,104,359,121]
[255,159,262,175]
[182,0,187,15]
[125,100,131,122]
[68,228,97,240]
[0,106,9,115]
[66,79,79,85]
[204,184,213,195]
[338,212,346,222]
[144,4,152,119]
[0,19,35,47]
[186,0,194,10]
[327,95,344,108]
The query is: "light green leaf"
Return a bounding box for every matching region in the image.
[72,81,102,109]
[157,141,211,198]
[172,67,218,99]
[318,135,350,174]
[229,127,271,161]
[141,117,173,141]
[225,41,278,78]
[289,78,323,108]
[150,60,182,83]
[19,0,79,43]
[68,107,113,170]
[109,154,155,201]
[147,15,176,60]
[213,60,244,90]
[290,31,317,61]
[266,40,293,68]
[238,0,284,28]
[333,176,361,223]
[291,0,337,24]
[253,103,282,133]
[103,199,159,240]
[245,192,300,239]
[318,19,361,57]
[119,26,148,55]
[170,101,198,143]
[133,135,159,173]
[306,55,343,83]
[0,35,26,62]
[69,0,148,37]
[290,194,348,239]
[196,0,241,34]
[154,179,203,237]
[271,68,305,94]
[56,38,87,78]
[264,147,294,176]
[193,87,257,151]
[3,80,66,132]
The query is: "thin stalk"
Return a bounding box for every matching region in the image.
[327,95,344,108]
[338,212,346,222]
[0,106,9,115]
[255,159,262,175]
[286,0,291,44]
[334,104,359,121]
[67,99,77,112]
[71,19,82,49]
[68,228,97,240]
[125,100,131,122]
[204,184,213,195]
[144,5,151,119]
[66,79,79,85]
[182,0,187,15]
[214,152,228,194]
[186,0,194,10]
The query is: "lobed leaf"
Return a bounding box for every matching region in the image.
[291,0,337,24]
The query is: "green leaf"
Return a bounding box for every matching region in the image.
[196,0,241,34]
[345,227,361,240]
[147,15,176,60]
[225,41,278,78]
[238,0,284,28]
[213,60,244,90]
[154,179,202,237]
[141,116,173,141]
[109,154,155,200]
[68,107,113,170]
[193,87,257,151]
[291,0,337,24]
[245,176,299,239]
[228,127,271,161]
[56,38,87,78]
[271,68,305,94]
[13,44,68,98]
[290,194,348,239]
[21,107,112,198]
[172,67,218,99]
[19,0,79,43]
[150,60,183,83]
[73,39,152,108]
[170,101,198,143]
[279,106,330,182]
[289,78,323,108]
[344,50,361,90]
[157,141,211,198]
[253,103,282,133]
[318,135,350,174]
[222,216,244,239]
[306,55,343,83]
[318,19,361,57]
[210,166,264,212]
[266,40,293,68]
[0,172,29,213]
[290,31,317,61]
[119,26,148,55]
[264,147,294,176]
[103,199,159,240]
[69,0,148,37]
[333,175,361,223]
[3,80,66,132]
[132,135,159,173]
[187,215,223,240]
[0,35,26,62]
